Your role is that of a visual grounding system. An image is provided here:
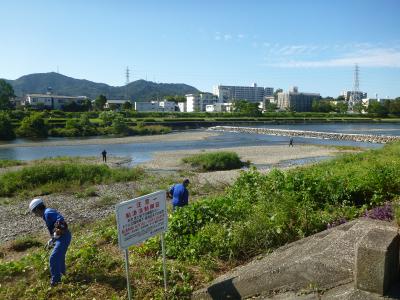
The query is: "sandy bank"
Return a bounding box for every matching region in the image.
[139,144,356,185]
[0,131,219,148]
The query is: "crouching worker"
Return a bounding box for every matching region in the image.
[168,179,190,211]
[29,198,72,286]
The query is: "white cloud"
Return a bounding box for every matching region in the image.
[224,34,232,41]
[265,48,400,68]
[237,34,245,39]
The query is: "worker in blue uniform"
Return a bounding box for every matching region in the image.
[168,179,190,210]
[29,198,72,286]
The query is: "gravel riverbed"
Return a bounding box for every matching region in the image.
[0,143,357,244]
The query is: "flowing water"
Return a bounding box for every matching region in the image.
[0,123,399,164]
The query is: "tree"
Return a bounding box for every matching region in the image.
[94,94,107,111]
[99,111,116,126]
[312,99,333,113]
[388,99,400,115]
[165,95,186,103]
[17,112,48,138]
[122,101,132,110]
[367,101,388,117]
[232,100,262,116]
[352,102,364,114]
[0,80,15,110]
[335,102,348,114]
[264,102,278,112]
[0,112,15,140]
[336,95,345,101]
[111,115,129,135]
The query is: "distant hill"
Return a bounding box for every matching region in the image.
[4,72,199,101]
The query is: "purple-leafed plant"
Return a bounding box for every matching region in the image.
[363,202,393,222]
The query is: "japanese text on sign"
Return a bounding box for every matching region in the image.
[115,190,168,249]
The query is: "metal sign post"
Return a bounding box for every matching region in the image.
[124,249,133,300]
[115,191,169,299]
[161,233,167,293]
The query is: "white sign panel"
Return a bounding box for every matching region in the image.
[115,190,168,249]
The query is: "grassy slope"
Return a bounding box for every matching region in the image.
[1,144,400,299]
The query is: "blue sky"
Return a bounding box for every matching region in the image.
[1,0,399,98]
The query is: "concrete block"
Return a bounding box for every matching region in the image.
[355,228,400,295]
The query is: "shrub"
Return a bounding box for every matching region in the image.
[0,112,15,140]
[16,112,48,138]
[182,151,246,171]
[166,142,400,261]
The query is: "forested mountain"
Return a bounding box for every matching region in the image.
[4,72,199,101]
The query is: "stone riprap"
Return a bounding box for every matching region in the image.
[209,126,400,144]
[192,219,400,300]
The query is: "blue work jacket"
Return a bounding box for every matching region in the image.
[169,184,189,207]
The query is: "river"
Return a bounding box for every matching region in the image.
[0,123,399,163]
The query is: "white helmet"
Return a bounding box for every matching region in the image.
[29,198,44,212]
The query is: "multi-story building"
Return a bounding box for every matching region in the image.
[134,100,176,112]
[24,94,88,109]
[277,87,320,112]
[341,90,367,101]
[185,93,219,112]
[213,83,274,103]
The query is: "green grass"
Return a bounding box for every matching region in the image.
[0,160,25,168]
[0,163,144,197]
[182,151,247,171]
[2,143,400,299]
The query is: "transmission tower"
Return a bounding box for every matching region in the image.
[125,66,130,100]
[349,64,360,111]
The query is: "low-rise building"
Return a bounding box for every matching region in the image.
[105,99,132,110]
[134,100,176,112]
[277,87,320,112]
[205,102,233,113]
[24,94,88,109]
[186,93,219,112]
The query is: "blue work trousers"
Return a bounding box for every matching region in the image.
[50,230,72,285]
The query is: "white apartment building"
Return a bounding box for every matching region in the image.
[178,102,187,112]
[341,90,367,101]
[134,100,176,112]
[213,83,274,103]
[185,93,219,112]
[24,94,88,109]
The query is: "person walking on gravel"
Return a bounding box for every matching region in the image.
[29,198,72,286]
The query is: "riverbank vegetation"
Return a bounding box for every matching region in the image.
[0,161,144,197]
[1,142,400,299]
[182,151,247,171]
[1,109,400,140]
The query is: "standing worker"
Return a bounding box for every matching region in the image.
[102,149,107,162]
[29,198,72,286]
[168,179,190,210]
[289,137,294,147]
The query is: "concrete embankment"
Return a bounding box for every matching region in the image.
[209,126,400,144]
